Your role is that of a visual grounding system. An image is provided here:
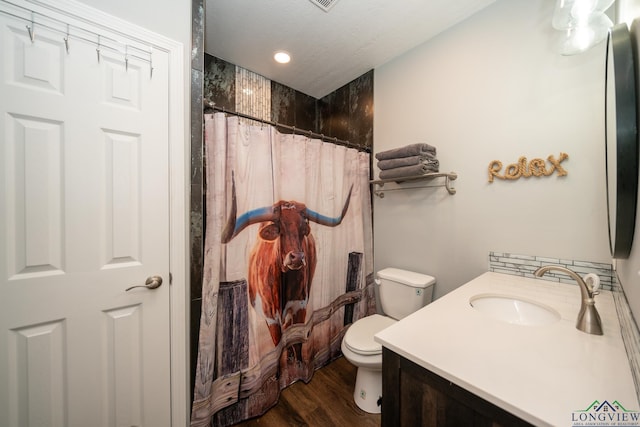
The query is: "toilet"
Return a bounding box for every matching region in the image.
[341,267,436,413]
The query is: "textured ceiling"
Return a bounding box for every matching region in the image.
[204,0,497,99]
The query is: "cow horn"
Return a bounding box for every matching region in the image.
[221,173,276,243]
[306,184,353,227]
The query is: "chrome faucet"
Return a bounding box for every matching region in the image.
[534,265,603,335]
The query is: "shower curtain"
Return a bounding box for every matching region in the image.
[191,113,375,427]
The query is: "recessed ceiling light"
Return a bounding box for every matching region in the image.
[274,51,291,64]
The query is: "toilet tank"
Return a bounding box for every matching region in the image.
[377,268,436,320]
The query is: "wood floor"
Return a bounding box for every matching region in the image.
[233,356,381,427]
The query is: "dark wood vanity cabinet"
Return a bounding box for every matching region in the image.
[381,348,534,427]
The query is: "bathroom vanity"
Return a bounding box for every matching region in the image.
[375,272,639,427]
[381,348,533,426]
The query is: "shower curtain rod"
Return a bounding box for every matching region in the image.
[207,104,371,153]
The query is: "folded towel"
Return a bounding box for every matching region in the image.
[377,155,438,170]
[375,143,436,161]
[378,163,439,180]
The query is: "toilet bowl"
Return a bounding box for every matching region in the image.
[341,268,435,413]
[341,314,395,413]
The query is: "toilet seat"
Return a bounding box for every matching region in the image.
[344,314,396,355]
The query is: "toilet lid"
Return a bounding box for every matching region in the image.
[344,314,396,355]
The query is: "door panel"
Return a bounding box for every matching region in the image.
[0,6,171,427]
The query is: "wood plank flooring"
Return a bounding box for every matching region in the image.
[233,356,381,427]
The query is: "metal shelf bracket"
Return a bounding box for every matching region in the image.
[370,172,458,198]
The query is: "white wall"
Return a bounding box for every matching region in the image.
[373,0,611,300]
[618,0,640,23]
[75,0,190,45]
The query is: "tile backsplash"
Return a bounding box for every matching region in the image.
[489,251,640,398]
[489,251,613,290]
[612,272,640,400]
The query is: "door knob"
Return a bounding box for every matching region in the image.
[126,275,163,291]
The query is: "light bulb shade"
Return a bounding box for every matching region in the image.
[553,0,582,30]
[557,12,613,55]
[552,0,614,30]
[571,0,598,21]
[595,0,615,12]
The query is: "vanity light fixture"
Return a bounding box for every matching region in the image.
[274,51,291,64]
[552,0,615,55]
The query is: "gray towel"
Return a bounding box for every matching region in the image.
[379,163,439,180]
[377,155,438,170]
[375,143,437,161]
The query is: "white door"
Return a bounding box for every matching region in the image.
[0,5,172,427]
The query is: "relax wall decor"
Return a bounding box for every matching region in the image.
[488,152,569,182]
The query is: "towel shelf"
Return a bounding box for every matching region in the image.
[370,172,457,198]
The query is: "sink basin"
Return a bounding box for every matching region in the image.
[469,294,561,326]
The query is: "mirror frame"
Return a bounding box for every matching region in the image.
[605,24,639,259]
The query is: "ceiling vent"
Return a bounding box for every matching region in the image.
[308,0,339,12]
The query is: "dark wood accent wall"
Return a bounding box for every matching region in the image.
[318,71,373,150]
[190,0,205,411]
[202,54,373,149]
[271,81,317,133]
[203,55,235,111]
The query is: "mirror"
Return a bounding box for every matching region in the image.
[605,24,639,258]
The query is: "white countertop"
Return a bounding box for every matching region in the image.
[374,271,639,426]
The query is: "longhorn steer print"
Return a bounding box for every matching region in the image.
[222,175,353,360]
